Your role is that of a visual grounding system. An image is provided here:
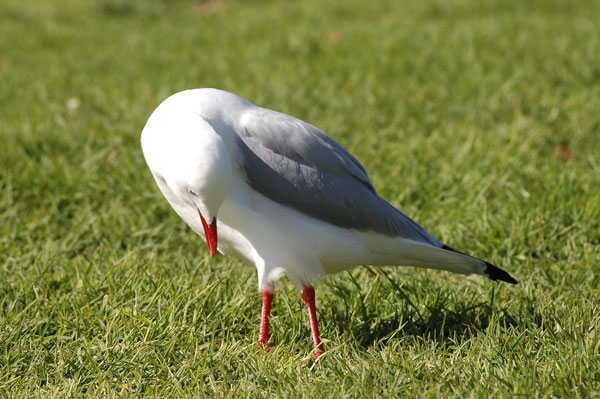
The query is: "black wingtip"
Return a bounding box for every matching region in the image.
[442,245,518,284]
[484,261,518,284]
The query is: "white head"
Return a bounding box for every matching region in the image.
[141,92,233,256]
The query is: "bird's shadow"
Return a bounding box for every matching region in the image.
[324,269,520,349]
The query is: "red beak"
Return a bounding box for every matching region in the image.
[198,210,218,257]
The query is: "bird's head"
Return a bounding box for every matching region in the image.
[176,119,233,258]
[141,99,233,258]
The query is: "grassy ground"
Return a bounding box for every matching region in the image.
[1,0,599,397]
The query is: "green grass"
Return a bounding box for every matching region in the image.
[1,0,600,397]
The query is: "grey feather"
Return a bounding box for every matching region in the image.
[232,107,442,246]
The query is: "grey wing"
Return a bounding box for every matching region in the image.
[233,106,441,245]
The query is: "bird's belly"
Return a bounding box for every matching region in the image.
[217,185,375,284]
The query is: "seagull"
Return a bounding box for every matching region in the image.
[141,88,517,359]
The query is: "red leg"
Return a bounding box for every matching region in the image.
[301,285,324,359]
[259,285,274,345]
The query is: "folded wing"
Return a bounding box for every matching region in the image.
[232,106,442,246]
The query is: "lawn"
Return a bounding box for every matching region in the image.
[1,0,599,397]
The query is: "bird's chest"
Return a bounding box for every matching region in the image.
[213,221,256,265]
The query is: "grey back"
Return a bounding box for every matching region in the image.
[232,106,441,245]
